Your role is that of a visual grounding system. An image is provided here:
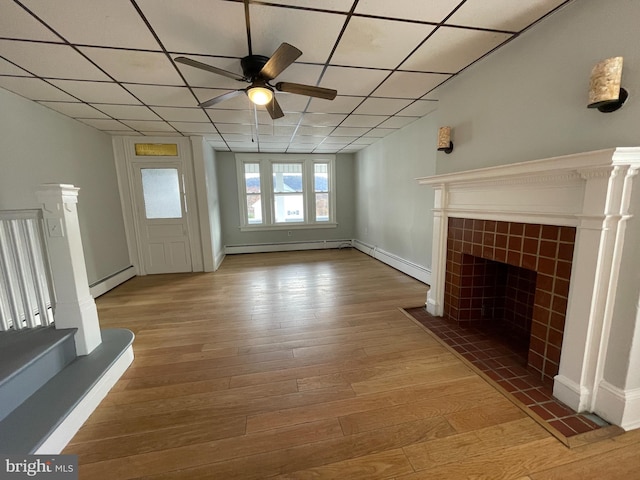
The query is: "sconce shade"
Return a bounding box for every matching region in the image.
[437,126,453,154]
[588,56,627,112]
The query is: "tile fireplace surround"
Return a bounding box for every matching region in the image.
[417,148,640,431]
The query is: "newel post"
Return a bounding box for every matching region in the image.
[36,184,102,355]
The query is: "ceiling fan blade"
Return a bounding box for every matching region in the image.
[259,43,302,80]
[275,82,337,100]
[175,56,246,82]
[265,96,284,119]
[199,89,246,108]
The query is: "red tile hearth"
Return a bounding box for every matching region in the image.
[445,218,576,386]
[405,306,611,445]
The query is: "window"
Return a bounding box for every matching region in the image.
[236,154,336,230]
[140,168,183,219]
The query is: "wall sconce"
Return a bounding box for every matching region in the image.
[588,56,628,113]
[437,126,453,154]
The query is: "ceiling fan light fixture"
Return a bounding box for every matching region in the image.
[247,85,273,105]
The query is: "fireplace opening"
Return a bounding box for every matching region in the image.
[445,218,576,386]
[450,254,538,363]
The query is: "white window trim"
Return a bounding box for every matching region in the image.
[236,153,337,231]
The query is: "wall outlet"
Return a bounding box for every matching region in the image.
[287,231,292,237]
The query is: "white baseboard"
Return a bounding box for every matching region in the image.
[225,239,353,254]
[214,251,225,271]
[353,239,431,285]
[35,345,134,454]
[89,266,136,298]
[595,380,640,431]
[553,374,590,412]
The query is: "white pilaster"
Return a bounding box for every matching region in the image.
[426,184,447,316]
[36,184,102,355]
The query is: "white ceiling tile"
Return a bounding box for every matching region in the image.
[320,66,389,96]
[263,1,353,13]
[0,40,109,80]
[38,101,110,119]
[122,120,176,132]
[274,93,310,113]
[447,0,567,32]
[0,0,61,42]
[377,116,419,128]
[222,134,255,143]
[322,136,357,144]
[49,80,140,104]
[273,126,297,137]
[373,71,451,98]
[402,26,512,73]
[331,126,370,136]
[307,96,364,114]
[124,84,195,106]
[0,77,76,101]
[363,128,397,138]
[261,135,295,143]
[313,146,341,153]
[287,147,315,153]
[275,63,324,86]
[208,109,253,123]
[397,100,438,117]
[260,145,289,153]
[355,0,461,22]
[290,137,323,146]
[268,112,304,126]
[340,114,388,128]
[200,134,223,142]
[215,124,255,135]
[94,104,161,120]
[249,5,345,64]
[79,48,183,85]
[300,113,347,126]
[139,131,183,137]
[352,97,412,115]
[20,0,160,49]
[0,58,32,76]
[295,125,335,136]
[78,118,133,130]
[332,17,433,69]
[228,144,259,152]
[136,0,247,56]
[352,137,378,145]
[170,121,216,133]
[105,130,139,136]
[152,107,209,122]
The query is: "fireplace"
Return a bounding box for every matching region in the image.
[444,218,575,386]
[417,148,640,430]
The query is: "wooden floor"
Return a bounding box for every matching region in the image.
[65,249,640,479]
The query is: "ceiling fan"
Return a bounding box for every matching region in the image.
[175,43,337,120]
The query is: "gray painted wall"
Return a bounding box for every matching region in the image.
[216,152,355,247]
[203,142,223,266]
[0,88,130,285]
[354,114,438,270]
[434,0,640,174]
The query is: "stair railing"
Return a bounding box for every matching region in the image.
[0,209,55,331]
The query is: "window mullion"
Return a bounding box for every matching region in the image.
[262,159,273,225]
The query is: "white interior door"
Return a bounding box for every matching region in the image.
[133,163,192,274]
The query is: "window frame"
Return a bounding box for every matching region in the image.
[236,153,337,231]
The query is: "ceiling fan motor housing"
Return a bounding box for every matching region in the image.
[241,55,270,80]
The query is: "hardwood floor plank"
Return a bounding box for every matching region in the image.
[272,448,415,479]
[61,250,640,479]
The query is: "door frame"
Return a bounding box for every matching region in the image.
[113,136,204,275]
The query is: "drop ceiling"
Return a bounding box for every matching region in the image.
[0,0,571,153]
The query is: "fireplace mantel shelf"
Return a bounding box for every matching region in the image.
[418,147,640,431]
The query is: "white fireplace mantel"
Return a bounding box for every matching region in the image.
[417,147,640,430]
